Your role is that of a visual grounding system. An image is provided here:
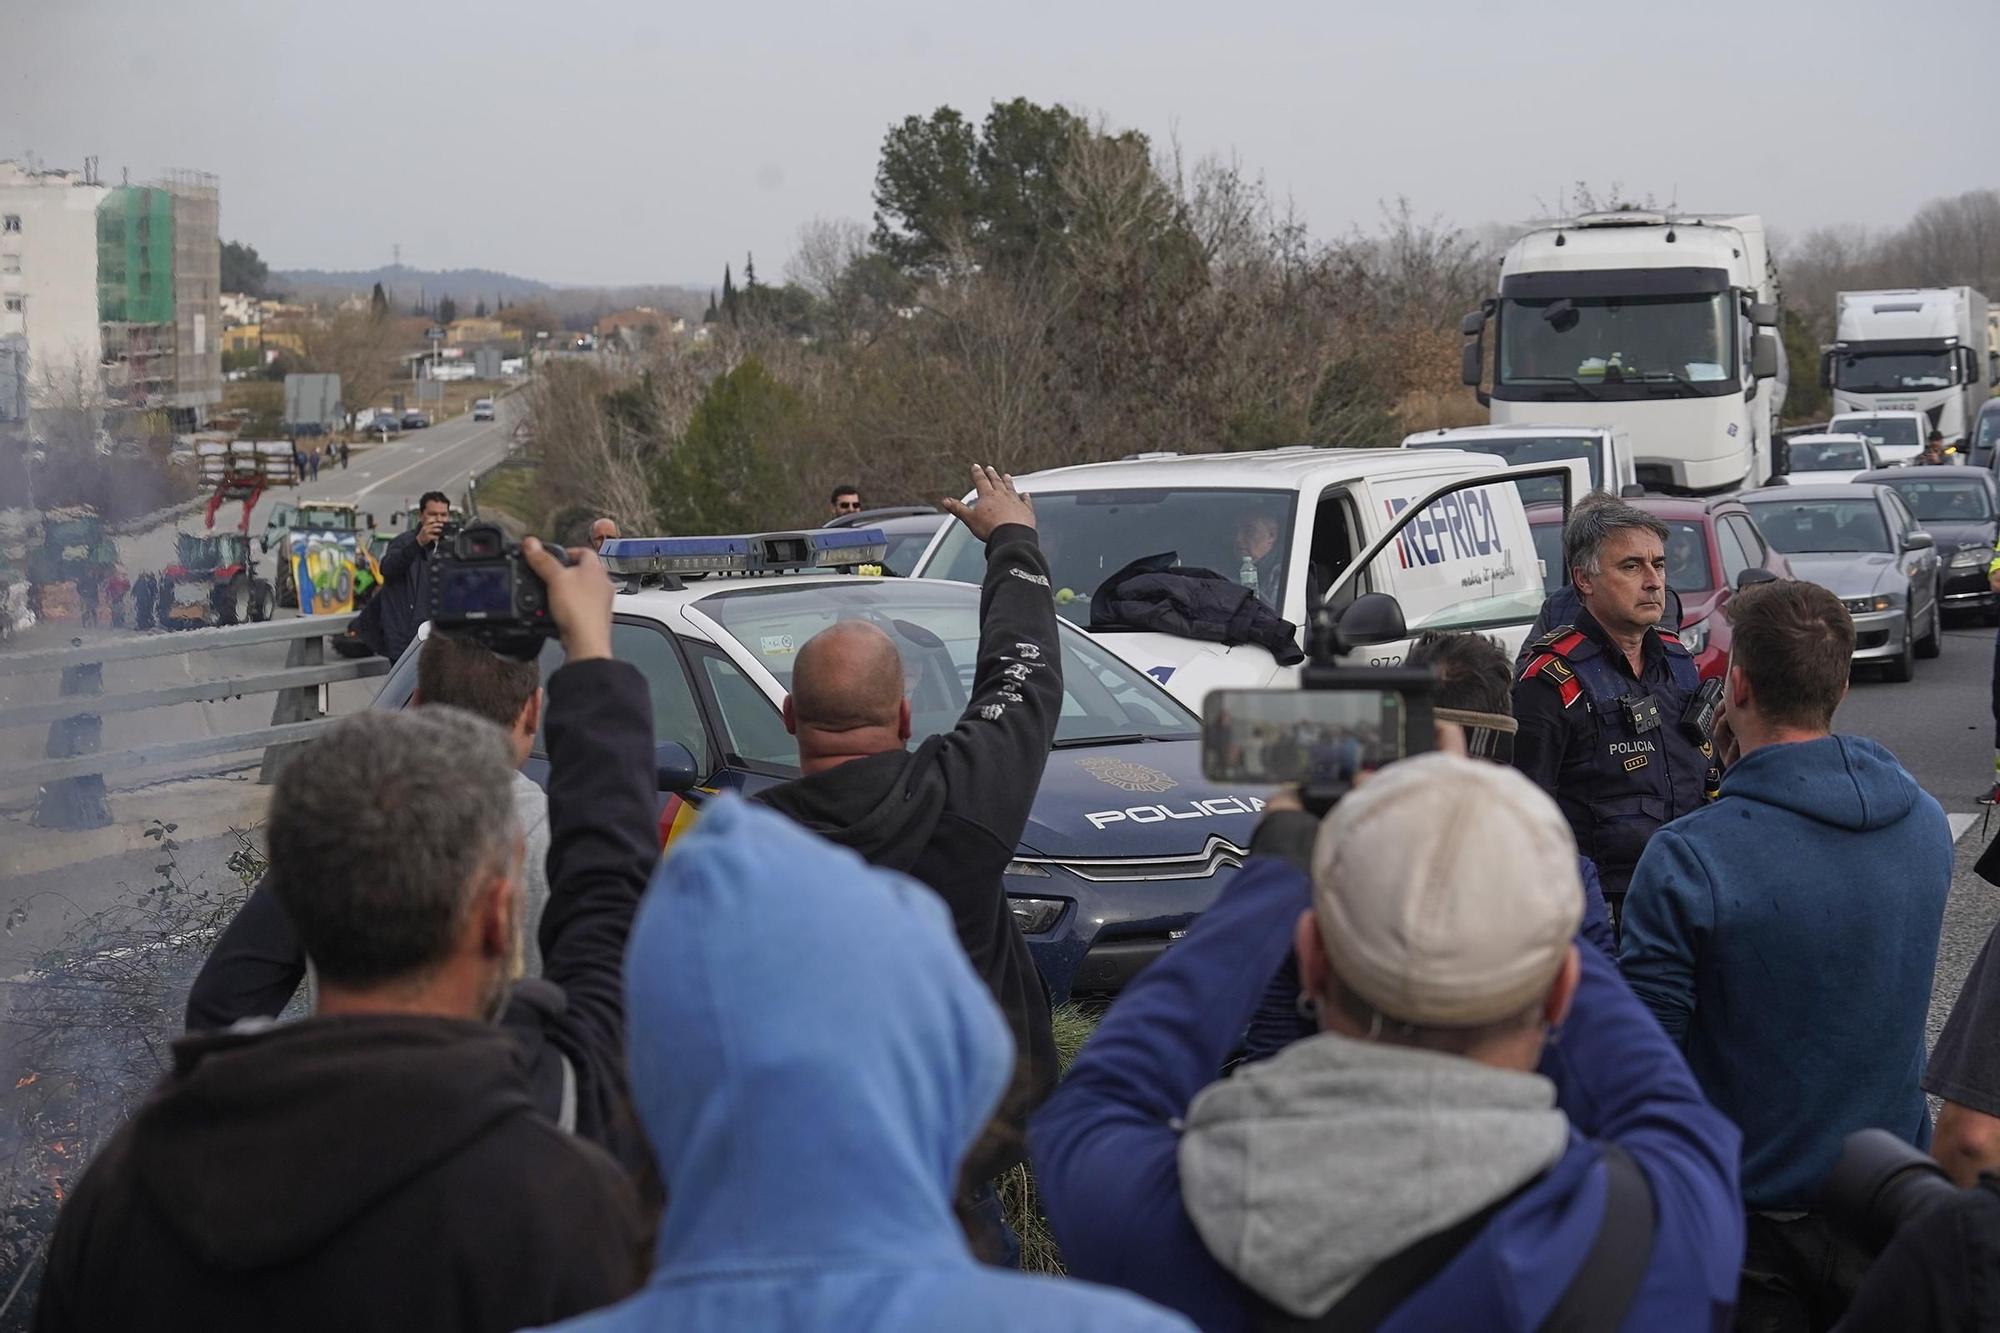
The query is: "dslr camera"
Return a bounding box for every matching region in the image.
[429,522,571,660]
[1821,1127,1964,1255]
[1201,593,1435,813]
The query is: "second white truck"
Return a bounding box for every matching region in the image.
[1825,287,1996,449]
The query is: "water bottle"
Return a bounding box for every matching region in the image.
[1239,556,1259,590]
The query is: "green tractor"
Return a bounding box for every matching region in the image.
[267,501,376,608]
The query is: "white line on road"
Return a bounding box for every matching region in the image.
[354,423,501,498]
[1950,812,1980,844]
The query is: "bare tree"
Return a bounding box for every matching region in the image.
[299,311,399,426]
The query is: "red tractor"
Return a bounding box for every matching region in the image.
[140,471,278,629]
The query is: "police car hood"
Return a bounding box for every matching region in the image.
[1781,551,1905,600]
[1021,739,1266,859]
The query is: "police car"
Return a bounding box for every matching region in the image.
[912,447,1588,714]
[371,527,1268,1005]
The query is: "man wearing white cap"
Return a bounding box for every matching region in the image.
[1031,753,1744,1332]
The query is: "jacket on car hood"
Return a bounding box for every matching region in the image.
[1090,552,1305,666]
[1181,1033,1569,1317]
[541,798,1192,1333]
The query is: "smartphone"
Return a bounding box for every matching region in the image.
[1201,687,1415,786]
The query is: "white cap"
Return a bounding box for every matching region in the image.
[1309,751,1582,1027]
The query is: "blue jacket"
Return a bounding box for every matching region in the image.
[539,798,1192,1333]
[1030,854,1743,1333]
[1620,734,1951,1210]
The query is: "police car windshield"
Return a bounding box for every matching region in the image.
[925,488,1297,625]
[1878,480,1993,522]
[1407,436,1600,503]
[1743,499,1892,555]
[697,581,1196,745]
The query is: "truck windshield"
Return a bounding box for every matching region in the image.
[1497,292,1734,395]
[1833,349,1954,393]
[1743,499,1892,555]
[1406,435,1598,502]
[925,487,1298,625]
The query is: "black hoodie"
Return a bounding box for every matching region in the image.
[755,522,1061,1186]
[33,1017,644,1333]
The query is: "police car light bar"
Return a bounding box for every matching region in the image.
[599,527,888,578]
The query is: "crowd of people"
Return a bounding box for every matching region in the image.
[29,472,2000,1331]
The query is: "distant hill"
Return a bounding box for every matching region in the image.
[273,264,552,304]
[271,264,709,324]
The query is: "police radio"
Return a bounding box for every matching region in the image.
[1201,592,1434,813]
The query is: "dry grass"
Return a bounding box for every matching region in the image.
[1003,1002,1102,1275]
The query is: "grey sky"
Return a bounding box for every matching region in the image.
[9,0,1987,288]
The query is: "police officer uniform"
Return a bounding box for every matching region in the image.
[1512,607,1716,916]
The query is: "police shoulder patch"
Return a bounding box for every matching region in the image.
[1521,652,1583,708]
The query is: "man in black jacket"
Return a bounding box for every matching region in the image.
[755,464,1061,1256]
[36,538,656,1333]
[356,489,451,662]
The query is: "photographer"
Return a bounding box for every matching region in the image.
[185,632,554,1029]
[37,538,657,1333]
[1029,755,1743,1332]
[1824,1128,2000,1332]
[357,489,452,663]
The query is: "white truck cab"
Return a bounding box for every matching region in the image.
[1401,423,1639,498]
[913,447,1582,712]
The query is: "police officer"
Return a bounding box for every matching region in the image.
[1513,498,1715,924]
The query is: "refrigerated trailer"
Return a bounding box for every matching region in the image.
[1461,211,1787,495]
[1825,288,1996,449]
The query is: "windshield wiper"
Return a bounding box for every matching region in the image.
[1050,733,1190,749]
[1508,376,1605,400]
[1633,370,1702,396]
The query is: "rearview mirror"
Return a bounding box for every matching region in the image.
[1903,531,1935,552]
[1459,309,1486,337]
[1460,341,1482,389]
[655,741,701,793]
[1332,591,1407,651]
[1751,333,1780,381]
[1736,566,1778,590]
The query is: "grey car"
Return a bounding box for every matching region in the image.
[1739,482,1941,683]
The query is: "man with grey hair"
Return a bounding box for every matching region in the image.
[37,539,658,1332]
[1512,496,1714,921]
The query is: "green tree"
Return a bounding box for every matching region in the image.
[219,240,270,297]
[436,295,459,326]
[474,297,488,318]
[650,360,802,533]
[1780,307,1828,422]
[703,289,719,324]
[872,106,981,272]
[975,98,1090,267]
[722,264,738,324]
[369,282,389,321]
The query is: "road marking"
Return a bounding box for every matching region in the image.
[1950,813,1980,844]
[354,423,500,498]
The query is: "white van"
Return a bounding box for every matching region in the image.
[1401,423,1639,499]
[913,447,1582,711]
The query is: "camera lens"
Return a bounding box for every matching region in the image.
[1821,1128,1960,1254]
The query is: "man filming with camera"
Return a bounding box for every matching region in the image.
[357,489,453,663]
[38,536,657,1333]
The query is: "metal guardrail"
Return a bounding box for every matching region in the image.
[0,613,386,828]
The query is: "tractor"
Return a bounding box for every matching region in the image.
[139,464,278,630]
[265,500,376,608]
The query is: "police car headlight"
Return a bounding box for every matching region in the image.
[1842,593,1901,614]
[1678,617,1708,655]
[1008,896,1067,935]
[1951,548,1993,569]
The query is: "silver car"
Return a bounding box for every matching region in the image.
[1739,482,1941,683]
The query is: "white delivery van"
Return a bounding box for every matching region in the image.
[913,447,1583,712]
[1401,423,1639,498]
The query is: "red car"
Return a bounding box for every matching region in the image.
[1529,496,1792,681]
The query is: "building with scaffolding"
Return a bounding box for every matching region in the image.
[0,159,222,435]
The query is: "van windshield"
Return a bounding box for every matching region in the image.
[1831,416,1923,451]
[1788,439,1871,472]
[1406,435,1600,502]
[925,487,1297,625]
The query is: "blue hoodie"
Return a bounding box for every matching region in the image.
[1030,852,1744,1332]
[539,798,1192,1333]
[1620,734,1951,1209]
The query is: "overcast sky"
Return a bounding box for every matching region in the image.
[9,0,1988,288]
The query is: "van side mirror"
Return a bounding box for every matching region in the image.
[1751,333,1780,381]
[1620,483,1646,498]
[1332,591,1407,652]
[1736,566,1778,591]
[655,741,701,793]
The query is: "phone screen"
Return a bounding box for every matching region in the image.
[1201,688,1407,785]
